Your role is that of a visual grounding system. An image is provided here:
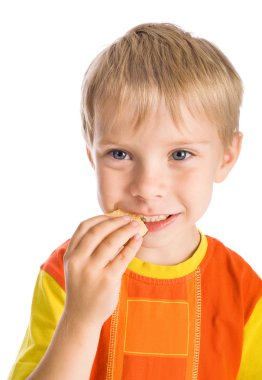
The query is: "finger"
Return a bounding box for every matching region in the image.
[107,233,143,276]
[90,221,140,268]
[65,214,109,255]
[67,216,133,262]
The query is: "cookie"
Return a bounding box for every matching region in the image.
[106,209,148,236]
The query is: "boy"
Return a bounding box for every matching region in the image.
[9,23,262,380]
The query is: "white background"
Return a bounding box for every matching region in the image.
[0,0,261,378]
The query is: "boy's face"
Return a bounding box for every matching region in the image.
[87,100,241,251]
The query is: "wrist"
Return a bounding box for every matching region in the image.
[60,310,103,341]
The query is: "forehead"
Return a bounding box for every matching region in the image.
[93,99,220,146]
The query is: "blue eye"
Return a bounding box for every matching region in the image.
[110,150,128,160]
[172,150,191,160]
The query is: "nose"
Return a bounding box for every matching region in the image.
[129,163,168,201]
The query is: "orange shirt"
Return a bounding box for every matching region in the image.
[8,235,262,379]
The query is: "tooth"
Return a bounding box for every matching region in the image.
[142,214,169,222]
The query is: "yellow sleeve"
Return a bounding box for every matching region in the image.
[237,296,262,379]
[8,270,65,380]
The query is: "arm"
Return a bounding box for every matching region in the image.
[27,215,142,380]
[27,312,102,380]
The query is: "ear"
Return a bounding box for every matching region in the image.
[86,146,95,169]
[215,132,243,183]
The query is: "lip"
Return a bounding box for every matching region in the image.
[143,213,180,232]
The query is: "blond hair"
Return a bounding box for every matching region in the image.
[81,23,243,147]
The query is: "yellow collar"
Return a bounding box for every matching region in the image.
[127,233,207,279]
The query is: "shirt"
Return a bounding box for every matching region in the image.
[8,234,262,379]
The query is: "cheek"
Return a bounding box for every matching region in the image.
[95,166,130,210]
[176,170,214,212]
[192,181,214,210]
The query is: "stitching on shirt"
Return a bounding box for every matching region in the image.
[106,299,120,380]
[192,267,201,380]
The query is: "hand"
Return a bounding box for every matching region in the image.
[63,215,143,328]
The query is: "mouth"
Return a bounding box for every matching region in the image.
[140,214,171,223]
[141,213,179,233]
[117,210,179,233]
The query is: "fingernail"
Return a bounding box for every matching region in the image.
[130,220,139,227]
